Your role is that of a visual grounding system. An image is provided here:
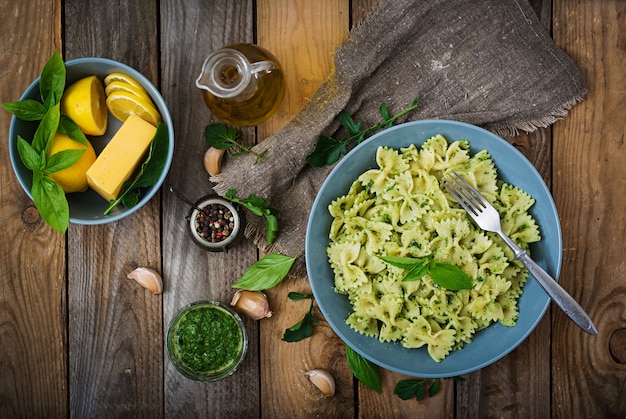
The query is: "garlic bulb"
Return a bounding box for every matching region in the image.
[127,267,163,294]
[204,147,226,176]
[230,290,272,320]
[304,369,335,397]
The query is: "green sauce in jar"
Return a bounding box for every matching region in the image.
[167,302,247,381]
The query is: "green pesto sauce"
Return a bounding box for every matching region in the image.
[173,305,243,374]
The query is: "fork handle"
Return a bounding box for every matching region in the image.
[500,235,598,336]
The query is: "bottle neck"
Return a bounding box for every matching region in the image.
[196,49,253,98]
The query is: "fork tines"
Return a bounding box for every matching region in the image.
[442,171,486,216]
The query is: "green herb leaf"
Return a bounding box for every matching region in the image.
[104,122,169,214]
[379,255,424,270]
[337,111,361,136]
[2,99,46,121]
[44,149,85,175]
[32,174,69,234]
[58,114,88,146]
[204,123,239,150]
[282,293,319,342]
[39,50,65,106]
[232,253,296,290]
[429,263,472,290]
[305,97,419,167]
[287,292,313,301]
[402,261,433,282]
[17,136,43,171]
[224,189,280,244]
[394,378,443,401]
[304,135,347,167]
[346,346,382,393]
[32,103,60,155]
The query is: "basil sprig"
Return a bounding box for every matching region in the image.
[204,122,267,164]
[3,51,88,233]
[305,97,419,167]
[282,292,319,342]
[224,189,279,245]
[379,255,472,290]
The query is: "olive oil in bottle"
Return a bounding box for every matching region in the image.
[196,44,286,127]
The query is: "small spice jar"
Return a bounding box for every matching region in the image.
[187,195,245,252]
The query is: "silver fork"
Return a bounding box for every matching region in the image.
[442,171,597,336]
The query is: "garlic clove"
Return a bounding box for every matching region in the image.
[204,147,226,176]
[304,369,335,397]
[127,267,163,294]
[230,290,272,320]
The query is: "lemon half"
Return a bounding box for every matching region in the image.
[61,75,108,136]
[47,132,97,193]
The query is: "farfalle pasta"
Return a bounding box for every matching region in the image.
[327,135,540,362]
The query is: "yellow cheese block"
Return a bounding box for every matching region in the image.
[87,114,157,202]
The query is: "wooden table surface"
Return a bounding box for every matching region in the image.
[1,0,625,417]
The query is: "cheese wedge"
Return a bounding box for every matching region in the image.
[87,114,157,202]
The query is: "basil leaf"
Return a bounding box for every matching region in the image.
[32,103,60,154]
[232,253,296,290]
[58,114,88,146]
[104,122,169,214]
[45,149,85,174]
[224,190,280,244]
[265,213,278,244]
[305,134,347,167]
[2,99,46,121]
[282,295,319,342]
[379,255,424,270]
[394,378,442,401]
[287,292,313,301]
[32,174,69,234]
[429,263,472,290]
[282,310,318,342]
[204,123,238,150]
[402,262,431,282]
[17,136,43,171]
[40,50,65,105]
[346,346,382,393]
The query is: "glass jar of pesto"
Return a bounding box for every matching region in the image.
[166,301,247,381]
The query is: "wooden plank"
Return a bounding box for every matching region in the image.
[552,0,626,417]
[159,1,262,417]
[255,1,354,417]
[0,1,66,417]
[63,1,163,416]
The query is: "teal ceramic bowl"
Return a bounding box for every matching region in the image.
[8,57,174,224]
[305,120,562,378]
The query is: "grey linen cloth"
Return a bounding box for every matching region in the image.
[213,0,586,274]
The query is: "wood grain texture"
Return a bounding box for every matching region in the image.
[255,1,353,417]
[63,0,163,416]
[0,1,66,417]
[553,0,626,417]
[160,1,262,417]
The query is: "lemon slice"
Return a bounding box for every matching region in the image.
[106,90,161,126]
[61,75,108,136]
[105,80,152,102]
[104,72,146,91]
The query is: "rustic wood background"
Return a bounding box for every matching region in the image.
[1,0,624,417]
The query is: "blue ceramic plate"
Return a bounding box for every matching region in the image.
[305,120,561,378]
[8,57,174,225]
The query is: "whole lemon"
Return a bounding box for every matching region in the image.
[47,132,96,193]
[61,75,108,136]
